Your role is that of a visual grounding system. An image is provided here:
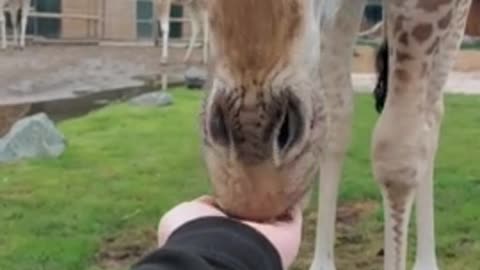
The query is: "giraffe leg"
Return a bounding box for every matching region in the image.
[0,10,6,49]
[372,1,466,270]
[9,9,19,47]
[413,135,439,270]
[413,1,471,269]
[158,2,171,64]
[19,0,29,49]
[183,4,200,64]
[309,1,366,270]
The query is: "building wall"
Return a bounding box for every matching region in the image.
[61,0,99,39]
[31,0,202,43]
[103,0,137,40]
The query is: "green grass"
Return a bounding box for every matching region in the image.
[461,41,480,50]
[0,89,479,270]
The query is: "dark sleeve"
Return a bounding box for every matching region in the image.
[131,217,283,270]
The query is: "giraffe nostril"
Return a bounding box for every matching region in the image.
[209,104,230,146]
[276,98,303,152]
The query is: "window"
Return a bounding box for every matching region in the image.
[137,0,154,39]
[28,0,61,38]
[136,0,183,40]
[364,4,383,24]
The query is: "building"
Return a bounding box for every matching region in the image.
[23,0,480,43]
[27,0,186,44]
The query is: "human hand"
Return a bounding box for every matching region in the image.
[157,195,226,247]
[157,195,303,269]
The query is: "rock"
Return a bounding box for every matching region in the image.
[0,113,66,163]
[184,67,207,89]
[128,91,173,107]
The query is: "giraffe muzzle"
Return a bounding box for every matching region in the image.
[208,89,304,165]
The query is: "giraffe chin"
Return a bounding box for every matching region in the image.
[213,192,305,222]
[204,146,316,222]
[209,169,312,222]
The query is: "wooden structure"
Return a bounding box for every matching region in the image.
[25,0,190,45]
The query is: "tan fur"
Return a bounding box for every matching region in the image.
[207,0,304,82]
[426,37,441,54]
[417,0,452,12]
[438,10,453,29]
[412,23,434,43]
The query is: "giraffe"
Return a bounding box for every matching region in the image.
[199,1,472,270]
[155,0,208,64]
[0,0,30,50]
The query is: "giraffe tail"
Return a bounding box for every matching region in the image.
[373,40,389,114]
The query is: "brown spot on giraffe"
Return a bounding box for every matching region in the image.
[391,0,404,6]
[207,0,304,83]
[394,68,411,83]
[394,15,406,35]
[397,51,413,62]
[426,37,441,54]
[412,23,433,43]
[438,10,453,29]
[398,32,409,46]
[417,0,451,12]
[421,62,429,78]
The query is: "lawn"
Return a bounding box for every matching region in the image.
[0,89,479,270]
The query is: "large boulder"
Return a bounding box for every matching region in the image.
[129,91,173,107]
[0,113,66,163]
[184,66,207,89]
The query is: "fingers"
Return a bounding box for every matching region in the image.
[157,196,227,247]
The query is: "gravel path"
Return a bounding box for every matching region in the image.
[353,72,480,94]
[0,46,203,105]
[0,45,478,105]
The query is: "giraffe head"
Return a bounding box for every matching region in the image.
[201,0,326,221]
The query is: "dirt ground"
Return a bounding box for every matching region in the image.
[353,46,480,94]
[0,45,204,105]
[353,46,480,73]
[94,202,382,270]
[0,45,479,105]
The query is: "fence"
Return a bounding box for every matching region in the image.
[23,0,192,45]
